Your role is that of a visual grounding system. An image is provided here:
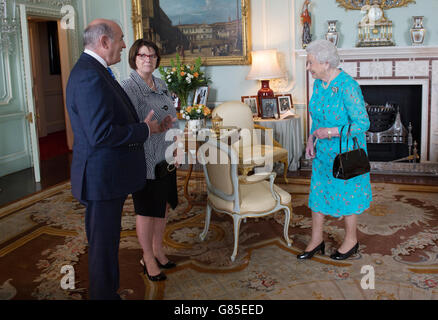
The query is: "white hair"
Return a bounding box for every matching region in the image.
[83,20,122,49]
[306,39,340,68]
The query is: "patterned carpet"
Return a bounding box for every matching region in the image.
[0,174,437,300]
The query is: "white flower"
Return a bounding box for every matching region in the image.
[197,109,201,113]
[168,79,172,83]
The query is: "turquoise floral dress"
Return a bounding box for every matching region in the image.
[308,69,372,217]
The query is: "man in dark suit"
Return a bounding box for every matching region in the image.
[66,19,175,300]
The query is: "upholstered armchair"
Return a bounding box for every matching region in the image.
[198,138,292,261]
[212,101,289,182]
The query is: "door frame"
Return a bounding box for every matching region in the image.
[19,3,79,182]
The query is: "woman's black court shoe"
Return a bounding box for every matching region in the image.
[330,242,359,260]
[140,258,167,281]
[156,258,176,269]
[297,241,325,259]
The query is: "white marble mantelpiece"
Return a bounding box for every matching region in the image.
[296,46,438,163]
[296,46,438,59]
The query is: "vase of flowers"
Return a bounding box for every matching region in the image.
[182,104,211,134]
[159,54,210,109]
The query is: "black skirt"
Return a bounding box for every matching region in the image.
[132,170,178,218]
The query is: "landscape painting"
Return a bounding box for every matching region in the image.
[132,0,251,65]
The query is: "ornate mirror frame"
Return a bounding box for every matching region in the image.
[131,0,251,66]
[336,0,416,10]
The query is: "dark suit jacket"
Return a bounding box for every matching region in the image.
[66,53,149,201]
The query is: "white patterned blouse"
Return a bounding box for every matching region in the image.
[121,71,178,180]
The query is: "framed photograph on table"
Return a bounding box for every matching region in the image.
[260,98,279,119]
[241,95,259,116]
[276,94,294,115]
[193,86,209,105]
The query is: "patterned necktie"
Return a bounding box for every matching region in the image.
[107,67,116,80]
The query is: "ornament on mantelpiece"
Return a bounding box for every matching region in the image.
[300,0,312,48]
[410,16,425,46]
[325,20,339,47]
[356,1,394,47]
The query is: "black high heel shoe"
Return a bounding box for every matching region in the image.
[297,241,325,259]
[140,258,167,281]
[156,257,176,269]
[330,242,359,260]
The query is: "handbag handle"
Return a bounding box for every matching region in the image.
[339,124,359,153]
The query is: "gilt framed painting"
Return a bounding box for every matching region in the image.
[132,0,251,66]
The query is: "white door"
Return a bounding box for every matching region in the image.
[19,4,40,182]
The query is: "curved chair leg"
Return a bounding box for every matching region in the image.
[200,203,212,241]
[283,205,292,247]
[231,215,242,262]
[281,158,289,184]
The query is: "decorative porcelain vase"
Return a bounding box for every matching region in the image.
[325,20,339,46]
[410,16,425,46]
[187,119,205,134]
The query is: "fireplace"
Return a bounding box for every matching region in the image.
[299,46,438,174]
[361,84,422,162]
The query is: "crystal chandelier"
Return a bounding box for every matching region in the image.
[0,0,18,54]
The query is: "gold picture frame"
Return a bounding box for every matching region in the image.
[131,0,251,66]
[335,0,415,10]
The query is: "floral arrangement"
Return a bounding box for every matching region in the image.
[181,104,211,120]
[158,54,210,108]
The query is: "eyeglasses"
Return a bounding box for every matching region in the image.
[137,53,157,60]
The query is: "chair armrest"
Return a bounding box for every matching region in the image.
[238,172,274,184]
[254,124,266,130]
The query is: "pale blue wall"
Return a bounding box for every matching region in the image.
[76,0,135,81]
[2,0,438,177]
[299,0,438,48]
[76,0,438,105]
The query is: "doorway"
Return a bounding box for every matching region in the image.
[28,18,70,161]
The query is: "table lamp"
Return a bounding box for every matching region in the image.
[246,49,284,105]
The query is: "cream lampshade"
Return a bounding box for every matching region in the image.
[246,50,284,109]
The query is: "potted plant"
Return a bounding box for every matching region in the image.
[181,104,211,133]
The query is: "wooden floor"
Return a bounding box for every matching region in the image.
[0,153,71,207]
[0,154,437,208]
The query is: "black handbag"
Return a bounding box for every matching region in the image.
[155,160,176,180]
[333,125,370,180]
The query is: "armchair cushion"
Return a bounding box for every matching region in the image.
[199,137,293,261]
[239,145,288,165]
[208,181,291,214]
[212,101,255,130]
[213,101,289,182]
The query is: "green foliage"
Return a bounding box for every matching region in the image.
[158,54,210,106]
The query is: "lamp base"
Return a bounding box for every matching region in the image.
[257,80,275,115]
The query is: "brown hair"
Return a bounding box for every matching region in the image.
[128,39,161,70]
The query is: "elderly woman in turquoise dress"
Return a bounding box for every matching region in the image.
[297,39,372,261]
